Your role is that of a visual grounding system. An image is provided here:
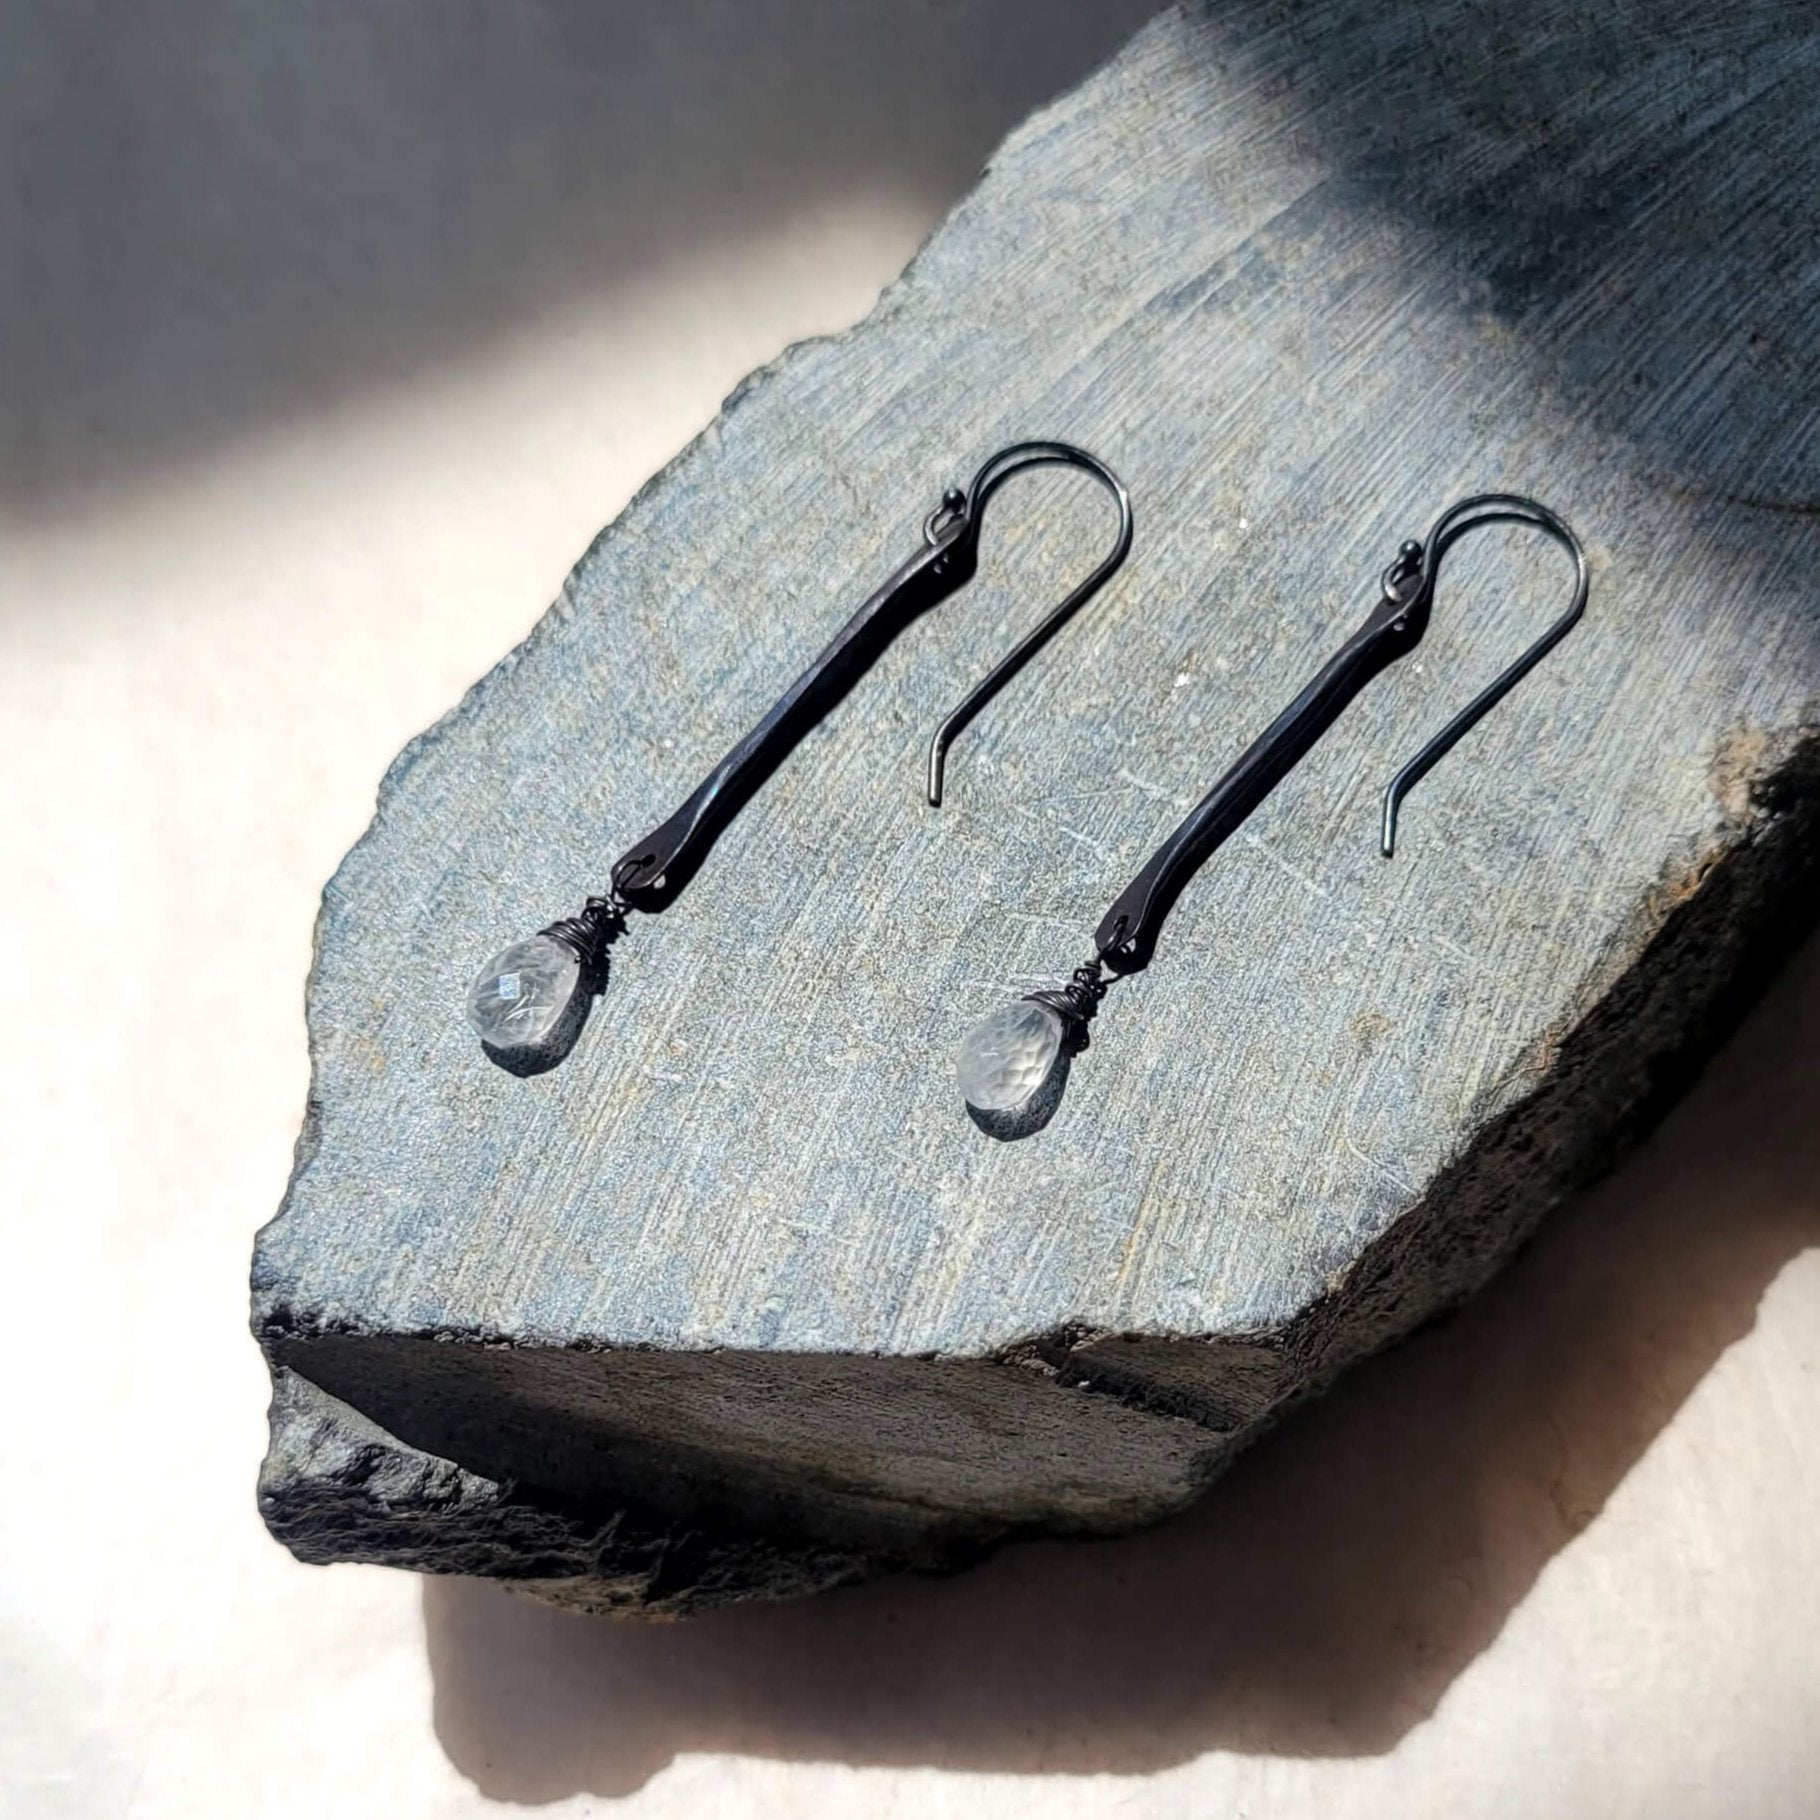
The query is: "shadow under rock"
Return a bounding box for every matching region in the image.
[422,928,1820,1799]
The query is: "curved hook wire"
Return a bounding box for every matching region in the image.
[1379,492,1589,857]
[924,441,1134,806]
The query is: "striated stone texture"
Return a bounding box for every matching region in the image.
[254,0,1820,1615]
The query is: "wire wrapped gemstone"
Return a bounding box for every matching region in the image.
[466,934,582,1053]
[956,998,1065,1113]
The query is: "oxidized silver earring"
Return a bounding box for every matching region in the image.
[468,441,1133,1073]
[956,493,1590,1133]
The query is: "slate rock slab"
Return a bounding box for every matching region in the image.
[254,0,1820,1613]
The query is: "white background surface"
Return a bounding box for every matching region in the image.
[3,5,1817,1815]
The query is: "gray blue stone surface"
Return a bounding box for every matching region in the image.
[255,0,1820,1612]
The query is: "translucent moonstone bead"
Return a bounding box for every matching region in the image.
[956,998,1064,1113]
[466,934,582,1052]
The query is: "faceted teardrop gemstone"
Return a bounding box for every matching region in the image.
[956,998,1065,1114]
[466,934,583,1056]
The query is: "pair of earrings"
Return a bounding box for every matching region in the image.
[465,446,1588,1140]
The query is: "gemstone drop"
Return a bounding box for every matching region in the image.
[956,998,1065,1114]
[466,934,582,1052]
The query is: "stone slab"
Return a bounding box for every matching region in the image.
[254,0,1820,1611]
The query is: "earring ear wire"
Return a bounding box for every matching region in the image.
[1377,494,1589,857]
[923,442,1134,807]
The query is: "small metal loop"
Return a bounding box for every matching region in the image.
[924,487,969,546]
[924,441,1134,806]
[1378,493,1589,857]
[1380,539,1427,609]
[540,892,629,990]
[1025,955,1108,1036]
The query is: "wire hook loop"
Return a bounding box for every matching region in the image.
[924,441,1134,806]
[1377,493,1589,856]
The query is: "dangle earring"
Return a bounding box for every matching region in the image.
[955,492,1590,1133]
[467,441,1133,1074]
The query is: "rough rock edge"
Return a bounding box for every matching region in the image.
[259,719,1819,1613]
[258,1367,906,1610]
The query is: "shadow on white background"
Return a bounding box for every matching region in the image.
[1,1,1158,512]
[426,930,1820,1797]
[6,4,1819,1814]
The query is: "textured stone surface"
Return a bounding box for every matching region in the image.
[254,0,1820,1613]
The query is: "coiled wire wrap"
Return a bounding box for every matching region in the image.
[1025,955,1108,1038]
[540,892,628,990]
